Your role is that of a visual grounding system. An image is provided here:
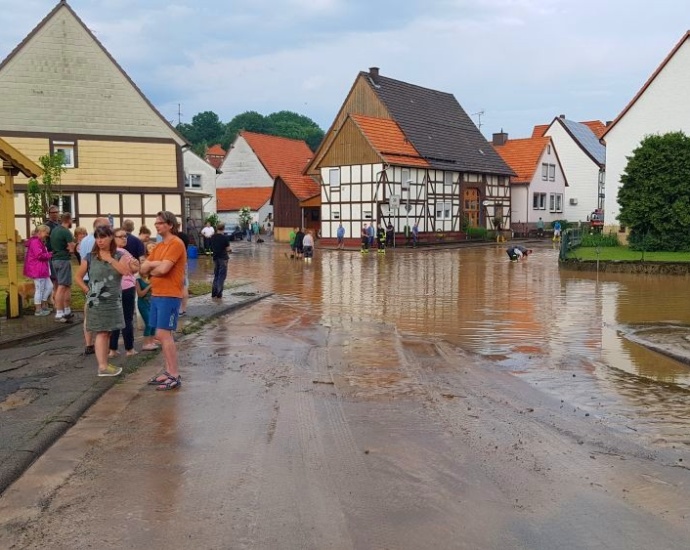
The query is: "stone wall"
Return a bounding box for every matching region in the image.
[561,259,690,276]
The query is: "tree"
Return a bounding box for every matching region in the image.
[26,152,67,227]
[176,110,225,153]
[221,111,275,150]
[238,206,253,230]
[618,131,690,251]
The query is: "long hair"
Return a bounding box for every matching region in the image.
[156,210,179,235]
[92,225,117,258]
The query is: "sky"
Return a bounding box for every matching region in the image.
[1,0,689,140]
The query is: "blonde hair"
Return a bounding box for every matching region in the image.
[33,224,50,236]
[74,226,88,237]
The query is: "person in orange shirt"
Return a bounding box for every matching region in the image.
[139,211,187,391]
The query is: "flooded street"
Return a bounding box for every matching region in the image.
[2,241,690,549]
[202,241,690,449]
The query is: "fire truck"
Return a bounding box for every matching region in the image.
[589,209,604,232]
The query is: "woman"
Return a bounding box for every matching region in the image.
[74,226,139,377]
[23,225,53,316]
[108,228,138,357]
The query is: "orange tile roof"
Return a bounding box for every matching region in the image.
[217,187,273,211]
[241,131,313,179]
[206,144,226,156]
[531,124,549,138]
[493,137,551,184]
[351,114,430,168]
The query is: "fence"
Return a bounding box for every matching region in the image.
[559,227,583,261]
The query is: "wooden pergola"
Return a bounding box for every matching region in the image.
[0,138,43,318]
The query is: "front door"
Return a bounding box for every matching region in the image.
[463,188,480,227]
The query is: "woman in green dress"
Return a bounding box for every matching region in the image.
[75,226,139,377]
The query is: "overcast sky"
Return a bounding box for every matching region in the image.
[1,0,689,140]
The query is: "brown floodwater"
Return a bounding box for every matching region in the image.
[189,241,690,447]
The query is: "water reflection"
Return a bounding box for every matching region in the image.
[190,242,690,435]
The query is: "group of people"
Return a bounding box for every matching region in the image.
[359,222,398,253]
[23,210,189,391]
[288,227,315,261]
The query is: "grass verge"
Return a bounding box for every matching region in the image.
[569,247,690,262]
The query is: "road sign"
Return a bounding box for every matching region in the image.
[389,195,401,210]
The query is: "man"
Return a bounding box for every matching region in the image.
[45,206,60,252]
[553,220,562,241]
[289,227,297,258]
[361,224,369,252]
[209,223,232,298]
[78,217,110,354]
[412,222,419,247]
[200,221,215,255]
[336,223,345,249]
[536,217,545,238]
[506,245,533,261]
[123,219,146,261]
[366,222,375,248]
[140,211,186,391]
[50,212,76,322]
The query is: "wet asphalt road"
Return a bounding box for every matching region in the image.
[1,294,689,549]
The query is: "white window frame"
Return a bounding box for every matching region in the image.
[186,173,202,189]
[548,164,556,182]
[533,192,546,210]
[435,201,452,220]
[329,168,341,187]
[541,164,548,181]
[549,193,563,213]
[54,142,75,168]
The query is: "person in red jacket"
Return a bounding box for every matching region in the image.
[23,225,53,316]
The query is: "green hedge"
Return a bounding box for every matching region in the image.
[466,227,488,240]
[580,232,620,247]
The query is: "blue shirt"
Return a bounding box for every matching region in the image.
[337,226,345,239]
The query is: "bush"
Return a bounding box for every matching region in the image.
[580,232,620,247]
[466,227,488,240]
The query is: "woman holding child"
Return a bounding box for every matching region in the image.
[74,225,139,377]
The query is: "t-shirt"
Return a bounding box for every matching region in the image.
[209,233,231,260]
[289,231,296,246]
[45,220,59,252]
[148,237,186,298]
[201,226,215,239]
[125,233,146,259]
[50,226,74,260]
[177,232,190,249]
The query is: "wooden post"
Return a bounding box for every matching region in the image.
[1,163,20,318]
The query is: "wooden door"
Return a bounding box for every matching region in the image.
[463,188,480,227]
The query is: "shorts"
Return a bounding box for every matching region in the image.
[150,296,182,331]
[303,246,313,258]
[52,259,72,286]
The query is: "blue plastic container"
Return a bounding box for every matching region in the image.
[188,245,198,259]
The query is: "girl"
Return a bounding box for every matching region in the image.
[108,228,138,357]
[74,225,139,377]
[23,225,53,316]
[136,273,158,351]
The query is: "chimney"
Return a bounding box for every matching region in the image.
[492,130,508,146]
[606,120,613,126]
[559,114,566,119]
[369,67,380,82]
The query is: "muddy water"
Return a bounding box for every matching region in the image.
[191,242,690,447]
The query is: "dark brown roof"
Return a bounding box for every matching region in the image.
[363,71,513,176]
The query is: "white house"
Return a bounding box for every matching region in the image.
[492,132,567,234]
[602,31,690,232]
[534,117,606,223]
[182,149,219,225]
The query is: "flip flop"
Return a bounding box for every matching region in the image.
[148,371,173,385]
[156,374,182,391]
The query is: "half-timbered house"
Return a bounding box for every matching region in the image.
[306,68,514,245]
[0,1,188,238]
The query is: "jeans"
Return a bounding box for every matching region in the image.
[110,287,135,351]
[212,258,228,297]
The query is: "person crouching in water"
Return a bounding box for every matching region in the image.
[506,245,532,261]
[302,230,315,261]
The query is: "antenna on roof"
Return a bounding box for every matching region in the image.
[177,103,183,125]
[472,110,485,130]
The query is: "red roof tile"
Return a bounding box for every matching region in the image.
[217,187,273,211]
[493,137,551,184]
[206,144,226,156]
[531,124,549,138]
[241,131,313,179]
[351,114,430,168]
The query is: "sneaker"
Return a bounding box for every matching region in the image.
[55,316,67,323]
[178,311,186,317]
[98,364,123,377]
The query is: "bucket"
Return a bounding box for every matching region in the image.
[188,245,198,259]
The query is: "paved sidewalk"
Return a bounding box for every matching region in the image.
[0,286,271,495]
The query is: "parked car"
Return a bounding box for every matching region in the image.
[223,225,244,241]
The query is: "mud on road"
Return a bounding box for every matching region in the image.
[0,299,689,549]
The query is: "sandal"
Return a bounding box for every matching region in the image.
[156,374,182,391]
[148,371,173,385]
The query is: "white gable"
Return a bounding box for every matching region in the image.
[215,135,273,189]
[0,5,183,144]
[545,122,600,222]
[605,37,690,225]
[183,150,218,213]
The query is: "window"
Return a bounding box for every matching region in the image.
[549,164,556,181]
[186,174,202,189]
[53,141,76,168]
[533,193,546,210]
[541,164,548,181]
[547,144,551,154]
[444,172,454,191]
[549,193,563,213]
[329,168,340,187]
[435,201,451,220]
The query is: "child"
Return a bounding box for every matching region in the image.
[136,273,157,351]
